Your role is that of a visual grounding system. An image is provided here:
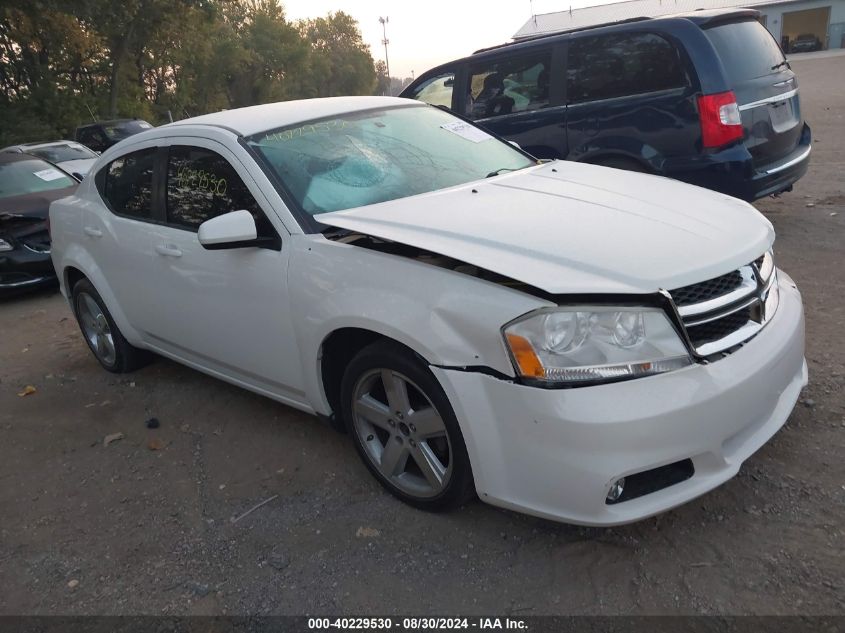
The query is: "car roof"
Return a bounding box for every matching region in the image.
[76,119,137,129]
[468,8,759,55]
[14,140,82,150]
[165,96,415,137]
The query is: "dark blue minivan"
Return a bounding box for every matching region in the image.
[400,9,811,201]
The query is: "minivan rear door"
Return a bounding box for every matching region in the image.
[703,18,804,169]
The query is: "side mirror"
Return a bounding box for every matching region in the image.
[508,140,522,150]
[72,172,85,181]
[198,210,258,250]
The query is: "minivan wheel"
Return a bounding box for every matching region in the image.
[340,341,475,510]
[71,279,148,373]
[594,156,649,173]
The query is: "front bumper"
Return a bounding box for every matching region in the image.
[433,273,806,525]
[0,246,56,296]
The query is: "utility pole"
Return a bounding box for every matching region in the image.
[379,16,391,94]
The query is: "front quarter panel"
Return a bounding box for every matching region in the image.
[288,235,551,414]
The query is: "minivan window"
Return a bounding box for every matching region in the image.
[247,105,534,216]
[704,19,786,83]
[166,146,274,236]
[408,72,455,108]
[467,52,551,119]
[567,32,687,103]
[101,148,156,219]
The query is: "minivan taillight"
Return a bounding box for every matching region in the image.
[697,91,743,149]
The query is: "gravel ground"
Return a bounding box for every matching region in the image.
[1,54,843,617]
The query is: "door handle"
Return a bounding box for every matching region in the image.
[83,226,103,238]
[155,244,183,258]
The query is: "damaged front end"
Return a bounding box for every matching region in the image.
[323,228,547,299]
[0,213,56,293]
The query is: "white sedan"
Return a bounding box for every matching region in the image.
[2,140,98,178]
[49,97,806,525]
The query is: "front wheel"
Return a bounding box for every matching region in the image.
[340,341,475,511]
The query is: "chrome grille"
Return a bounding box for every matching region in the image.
[671,270,743,307]
[668,251,778,356]
[686,305,753,346]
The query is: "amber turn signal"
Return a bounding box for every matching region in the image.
[506,333,545,378]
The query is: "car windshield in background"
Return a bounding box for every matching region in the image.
[246,105,535,216]
[0,159,76,199]
[103,120,153,141]
[29,144,97,163]
[704,20,787,83]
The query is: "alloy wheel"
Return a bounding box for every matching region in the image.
[76,292,116,366]
[351,368,453,498]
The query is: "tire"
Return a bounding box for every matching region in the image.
[340,340,475,511]
[71,278,148,373]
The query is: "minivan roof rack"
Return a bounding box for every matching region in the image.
[472,16,653,54]
[471,8,758,55]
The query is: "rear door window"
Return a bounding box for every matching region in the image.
[704,19,786,83]
[165,145,275,237]
[567,32,687,103]
[467,52,551,119]
[100,148,156,219]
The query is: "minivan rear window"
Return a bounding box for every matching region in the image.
[704,19,786,83]
[567,32,687,104]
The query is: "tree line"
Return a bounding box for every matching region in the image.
[0,0,392,145]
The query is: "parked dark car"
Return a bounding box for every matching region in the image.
[0,153,78,295]
[400,9,811,201]
[74,119,153,153]
[790,33,822,53]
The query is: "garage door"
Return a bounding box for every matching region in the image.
[781,6,831,52]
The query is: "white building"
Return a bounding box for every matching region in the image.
[515,0,845,52]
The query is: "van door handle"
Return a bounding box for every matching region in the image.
[155,244,183,258]
[83,226,102,238]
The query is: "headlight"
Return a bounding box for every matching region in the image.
[0,238,13,252]
[503,307,692,385]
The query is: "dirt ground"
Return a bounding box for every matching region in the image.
[1,55,843,617]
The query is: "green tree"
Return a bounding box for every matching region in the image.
[299,11,376,98]
[0,0,383,145]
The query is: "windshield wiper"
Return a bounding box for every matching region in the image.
[771,60,790,71]
[320,226,353,239]
[485,167,519,178]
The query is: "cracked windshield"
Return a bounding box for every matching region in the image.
[246,104,535,215]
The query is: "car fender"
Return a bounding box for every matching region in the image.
[56,242,145,348]
[288,235,551,415]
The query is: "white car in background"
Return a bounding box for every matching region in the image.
[48,97,806,525]
[2,140,98,179]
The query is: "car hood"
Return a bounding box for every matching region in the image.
[315,161,774,295]
[0,184,78,219]
[57,158,96,176]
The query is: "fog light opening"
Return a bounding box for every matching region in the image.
[606,477,625,503]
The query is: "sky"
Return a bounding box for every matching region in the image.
[282,0,619,80]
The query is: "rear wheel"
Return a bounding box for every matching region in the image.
[71,278,148,373]
[341,341,475,511]
[592,156,649,173]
